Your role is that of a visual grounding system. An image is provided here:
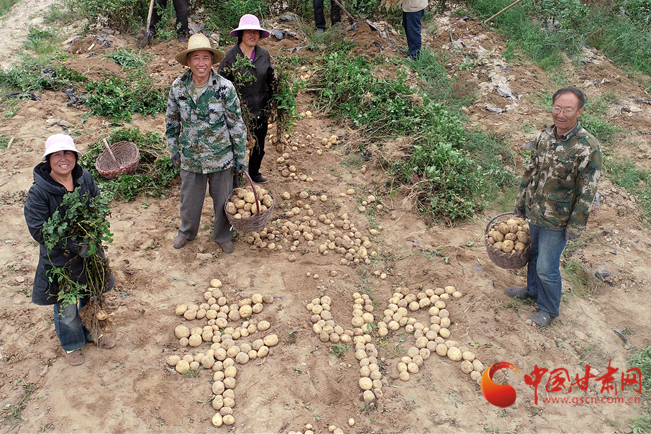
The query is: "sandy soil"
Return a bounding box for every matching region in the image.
[1,3,650,434]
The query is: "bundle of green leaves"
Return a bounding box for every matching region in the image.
[42,188,113,307]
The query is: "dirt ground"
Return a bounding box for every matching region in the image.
[1,2,650,434]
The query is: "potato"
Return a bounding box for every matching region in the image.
[212,394,224,410]
[399,371,410,381]
[239,305,252,318]
[223,415,235,426]
[473,360,485,372]
[493,241,503,251]
[461,360,474,374]
[166,355,181,367]
[176,360,190,374]
[258,320,270,331]
[225,202,237,215]
[235,199,246,209]
[175,304,188,316]
[235,352,250,364]
[257,346,269,357]
[496,223,510,235]
[493,231,505,242]
[505,233,517,241]
[212,413,223,427]
[439,328,451,339]
[175,325,190,339]
[263,334,279,347]
[516,231,530,243]
[188,335,202,347]
[470,371,482,381]
[363,390,376,402]
[462,351,476,362]
[514,242,526,251]
[447,347,462,361]
[359,377,373,390]
[502,239,514,253]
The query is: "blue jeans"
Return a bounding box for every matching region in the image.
[526,223,567,318]
[403,9,424,58]
[54,297,91,352]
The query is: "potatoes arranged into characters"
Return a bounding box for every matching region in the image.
[487,218,530,253]
[226,186,274,219]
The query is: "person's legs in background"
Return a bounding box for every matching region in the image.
[248,116,268,183]
[402,9,424,59]
[313,0,326,31]
[330,0,341,27]
[149,0,168,35]
[172,0,189,41]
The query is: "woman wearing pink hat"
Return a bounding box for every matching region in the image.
[218,14,274,184]
[24,134,116,366]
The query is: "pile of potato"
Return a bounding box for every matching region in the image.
[487,217,530,253]
[306,293,384,403]
[172,279,274,346]
[242,190,380,265]
[167,278,281,428]
[225,186,273,219]
[378,285,487,385]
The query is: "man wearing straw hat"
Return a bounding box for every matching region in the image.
[166,34,247,252]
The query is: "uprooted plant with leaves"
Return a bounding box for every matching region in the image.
[42,188,115,335]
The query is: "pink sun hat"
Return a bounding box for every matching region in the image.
[229,14,270,38]
[42,134,83,161]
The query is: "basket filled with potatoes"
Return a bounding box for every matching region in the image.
[485,212,531,269]
[225,174,275,232]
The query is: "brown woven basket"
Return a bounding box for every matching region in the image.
[225,171,274,233]
[96,139,140,179]
[485,212,531,269]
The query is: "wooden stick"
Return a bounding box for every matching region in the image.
[483,0,526,25]
[7,137,14,149]
[332,0,356,22]
[102,138,119,166]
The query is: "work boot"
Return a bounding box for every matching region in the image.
[65,349,84,366]
[178,33,188,43]
[173,235,188,249]
[251,174,268,184]
[526,311,553,327]
[218,241,234,254]
[505,287,532,300]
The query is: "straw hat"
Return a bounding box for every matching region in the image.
[42,134,82,161]
[175,34,225,66]
[229,14,270,38]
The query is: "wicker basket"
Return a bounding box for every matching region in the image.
[485,212,531,269]
[96,139,140,179]
[225,171,274,233]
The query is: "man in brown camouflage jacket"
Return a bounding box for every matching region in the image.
[166,34,247,252]
[506,87,601,327]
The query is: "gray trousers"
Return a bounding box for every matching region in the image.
[179,168,233,243]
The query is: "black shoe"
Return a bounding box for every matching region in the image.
[178,33,188,43]
[251,174,268,184]
[505,287,533,300]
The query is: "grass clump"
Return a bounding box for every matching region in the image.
[0,56,84,93]
[85,74,167,121]
[105,48,152,70]
[0,0,19,16]
[79,128,178,201]
[66,0,148,33]
[606,158,651,221]
[23,27,59,55]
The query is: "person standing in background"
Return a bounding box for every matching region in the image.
[402,0,427,59]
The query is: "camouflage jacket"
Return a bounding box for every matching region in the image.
[515,123,601,237]
[166,69,247,174]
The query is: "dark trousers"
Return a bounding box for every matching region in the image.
[403,9,424,58]
[150,0,188,37]
[313,0,341,30]
[249,116,268,178]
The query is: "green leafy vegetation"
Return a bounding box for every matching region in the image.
[23,27,59,55]
[271,56,302,137]
[579,115,622,144]
[66,0,149,33]
[85,74,167,121]
[105,48,152,70]
[0,56,85,93]
[311,48,514,221]
[42,188,113,307]
[0,0,19,16]
[630,345,651,394]
[79,128,179,201]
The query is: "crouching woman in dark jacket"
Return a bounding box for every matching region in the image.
[219,14,275,184]
[24,134,116,366]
